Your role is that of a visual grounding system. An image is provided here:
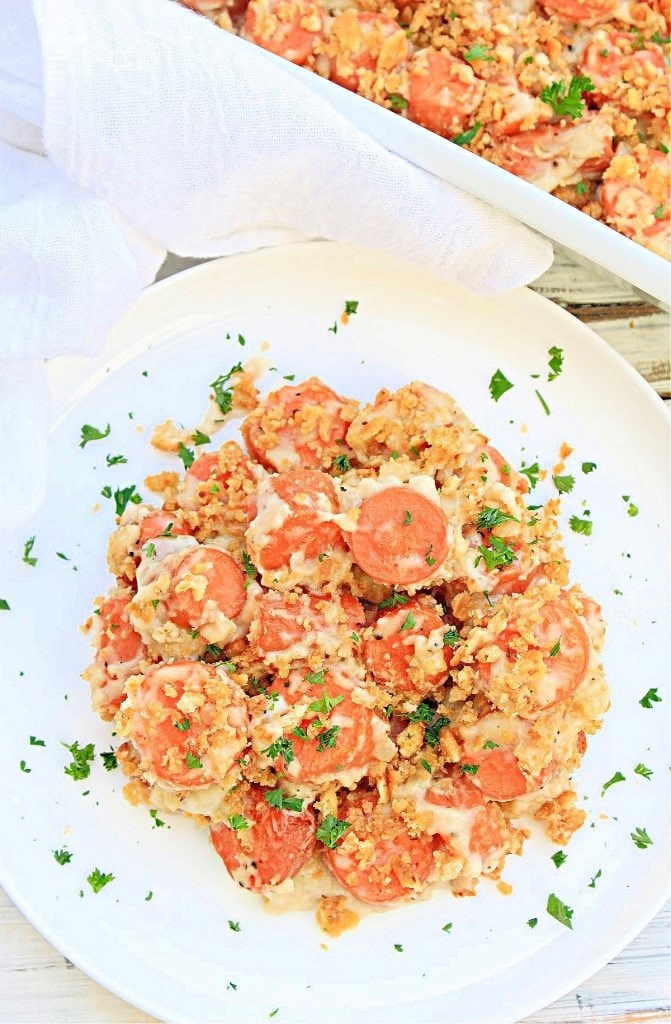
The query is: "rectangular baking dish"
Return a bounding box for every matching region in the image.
[235,36,669,304]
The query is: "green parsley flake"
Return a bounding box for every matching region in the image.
[634,763,653,780]
[150,809,165,828]
[29,736,46,747]
[442,922,453,933]
[192,430,210,446]
[575,182,588,196]
[601,771,625,796]
[80,423,111,448]
[19,760,31,773]
[527,918,538,928]
[145,542,156,559]
[228,814,249,831]
[53,849,72,865]
[185,751,203,769]
[535,389,551,416]
[443,628,460,649]
[350,632,360,643]
[264,789,304,812]
[317,725,340,751]
[145,891,153,901]
[460,764,479,775]
[403,509,412,525]
[344,300,359,315]
[389,93,408,110]
[464,42,494,61]
[210,363,243,415]
[569,515,592,536]
[241,550,256,582]
[476,507,519,530]
[482,739,499,750]
[62,740,95,781]
[394,943,404,952]
[333,454,351,472]
[622,495,639,517]
[228,920,241,932]
[378,592,408,610]
[551,850,567,869]
[549,637,561,658]
[588,869,602,889]
[639,687,661,709]
[546,892,573,928]
[317,815,351,849]
[552,474,574,494]
[581,462,597,474]
[630,827,653,849]
[106,454,127,466]
[22,536,37,567]
[87,868,114,893]
[283,374,295,382]
[261,737,295,764]
[520,462,540,489]
[175,718,191,731]
[489,369,514,402]
[307,693,344,716]
[420,758,432,773]
[399,612,417,632]
[0,598,10,611]
[540,74,595,119]
[475,535,518,572]
[328,321,338,334]
[547,345,564,381]
[113,485,143,517]
[425,714,451,748]
[177,443,195,470]
[452,122,482,146]
[100,749,117,771]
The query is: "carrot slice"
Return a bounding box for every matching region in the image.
[364,594,447,692]
[119,661,248,790]
[165,547,245,629]
[427,771,506,859]
[244,0,325,66]
[324,790,435,904]
[138,510,191,545]
[408,48,484,138]
[251,590,364,657]
[210,785,316,891]
[99,594,145,664]
[349,487,448,585]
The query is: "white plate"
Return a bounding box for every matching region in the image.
[235,36,670,304]
[1,243,669,1024]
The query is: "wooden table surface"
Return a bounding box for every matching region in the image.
[2,248,669,1024]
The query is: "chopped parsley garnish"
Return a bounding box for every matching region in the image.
[151,598,160,610]
[535,389,551,416]
[464,43,494,61]
[283,374,295,382]
[482,739,499,750]
[317,553,329,562]
[575,181,588,196]
[549,637,561,658]
[654,204,664,220]
[317,815,351,848]
[177,443,195,469]
[0,598,10,611]
[22,536,37,567]
[145,542,156,559]
[307,693,344,716]
[659,142,669,155]
[420,758,432,773]
[80,423,111,448]
[241,550,256,583]
[317,725,340,751]
[106,453,127,466]
[639,687,661,709]
[425,714,451,748]
[113,485,143,516]
[101,485,112,499]
[87,868,114,893]
[350,632,360,643]
[185,751,203,769]
[581,462,597,474]
[622,495,639,517]
[53,849,72,865]
[192,430,210,446]
[344,300,359,315]
[547,345,564,381]
[552,474,574,494]
[62,740,95,781]
[228,814,249,831]
[328,321,338,334]
[29,736,46,747]
[588,869,602,889]
[100,749,117,771]
[601,771,625,796]
[56,552,70,560]
[403,510,412,526]
[145,891,153,901]
[634,763,653,780]
[630,827,653,849]
[460,763,479,775]
[261,737,295,764]
[399,612,417,632]
[520,462,540,489]
[19,760,31,773]
[389,93,408,110]
[489,369,514,402]
[540,75,595,119]
[476,507,519,530]
[443,628,460,648]
[475,535,518,571]
[425,545,436,567]
[333,454,351,472]
[407,701,436,724]
[150,809,165,828]
[546,892,573,928]
[452,122,482,147]
[264,789,304,812]
[394,943,404,952]
[651,30,671,43]
[442,922,453,933]
[175,718,191,731]
[293,726,309,740]
[569,515,592,536]
[228,920,241,932]
[551,850,567,869]
[210,363,243,415]
[378,592,408,610]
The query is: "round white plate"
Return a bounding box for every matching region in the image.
[1,243,668,1024]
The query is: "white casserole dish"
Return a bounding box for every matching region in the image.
[234,36,670,304]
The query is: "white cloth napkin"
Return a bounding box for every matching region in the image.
[0,0,552,528]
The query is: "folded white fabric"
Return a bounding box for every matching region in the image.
[0,0,552,528]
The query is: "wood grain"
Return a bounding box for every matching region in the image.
[2,249,669,1024]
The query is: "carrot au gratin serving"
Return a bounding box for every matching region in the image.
[82,363,609,934]
[178,0,670,260]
